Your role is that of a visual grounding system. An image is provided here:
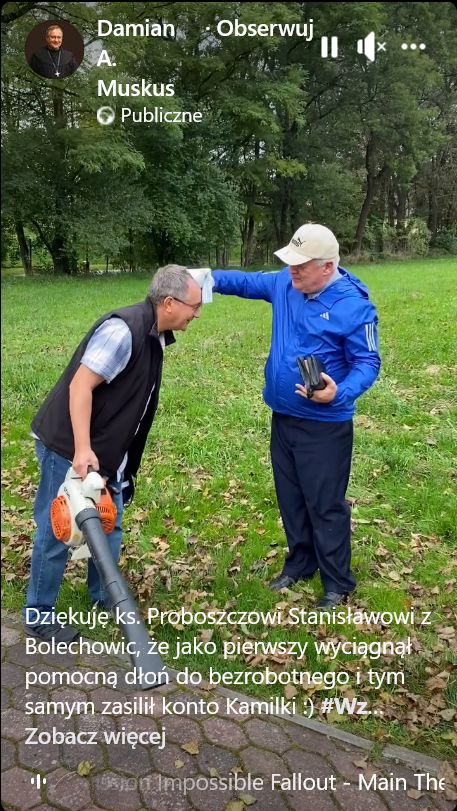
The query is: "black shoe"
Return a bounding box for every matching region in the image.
[315,591,351,609]
[25,622,80,642]
[269,573,300,591]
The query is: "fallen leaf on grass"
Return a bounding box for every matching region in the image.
[175,759,184,769]
[239,794,257,806]
[323,710,345,724]
[426,673,450,691]
[440,732,457,747]
[375,545,390,557]
[228,555,241,575]
[285,591,302,602]
[436,626,455,641]
[438,760,457,789]
[438,709,456,721]
[225,802,245,811]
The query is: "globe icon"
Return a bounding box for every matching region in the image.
[97,106,115,125]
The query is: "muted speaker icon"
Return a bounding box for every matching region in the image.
[357,31,386,62]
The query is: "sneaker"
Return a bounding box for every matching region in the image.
[25,622,80,642]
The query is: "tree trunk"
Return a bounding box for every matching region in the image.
[216,246,228,267]
[396,186,408,232]
[50,232,77,274]
[129,228,133,272]
[14,219,32,275]
[84,243,90,273]
[388,184,396,228]
[240,140,261,266]
[278,178,291,247]
[353,134,388,255]
[427,158,439,239]
[428,189,438,239]
[395,185,408,253]
[353,182,376,255]
[241,212,256,266]
[372,175,389,254]
[50,88,76,273]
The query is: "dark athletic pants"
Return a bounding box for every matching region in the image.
[270,412,356,594]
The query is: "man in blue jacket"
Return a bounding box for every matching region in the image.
[211,223,380,608]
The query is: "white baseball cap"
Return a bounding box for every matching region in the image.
[274,223,340,266]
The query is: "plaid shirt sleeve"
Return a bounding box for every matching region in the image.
[80,318,132,383]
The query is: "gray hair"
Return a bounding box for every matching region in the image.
[46,25,63,35]
[148,264,193,305]
[316,258,339,270]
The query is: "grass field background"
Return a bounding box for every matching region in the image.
[2,257,456,758]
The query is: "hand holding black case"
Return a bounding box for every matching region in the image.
[297,355,327,398]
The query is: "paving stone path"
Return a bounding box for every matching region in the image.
[2,612,456,811]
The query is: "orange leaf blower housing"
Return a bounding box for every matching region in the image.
[96,488,117,534]
[51,487,117,543]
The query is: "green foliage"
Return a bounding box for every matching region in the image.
[1,2,456,270]
[402,218,431,256]
[433,226,457,255]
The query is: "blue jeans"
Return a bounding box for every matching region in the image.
[24,440,124,626]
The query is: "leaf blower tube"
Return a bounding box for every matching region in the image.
[76,507,166,689]
[51,467,168,689]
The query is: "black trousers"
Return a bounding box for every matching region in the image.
[270,412,356,594]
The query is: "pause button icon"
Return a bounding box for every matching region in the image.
[321,36,338,58]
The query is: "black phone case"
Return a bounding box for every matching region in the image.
[297,355,327,397]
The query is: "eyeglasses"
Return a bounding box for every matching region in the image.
[171,296,202,313]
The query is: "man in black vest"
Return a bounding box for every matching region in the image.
[24,266,203,641]
[29,24,79,79]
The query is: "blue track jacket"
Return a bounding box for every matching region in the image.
[212,266,380,422]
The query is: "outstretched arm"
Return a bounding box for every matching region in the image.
[212,269,278,302]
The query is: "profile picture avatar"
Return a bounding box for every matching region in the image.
[26,20,84,79]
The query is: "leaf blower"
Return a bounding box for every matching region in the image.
[51,466,168,689]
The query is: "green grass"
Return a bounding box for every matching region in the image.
[2,258,457,758]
